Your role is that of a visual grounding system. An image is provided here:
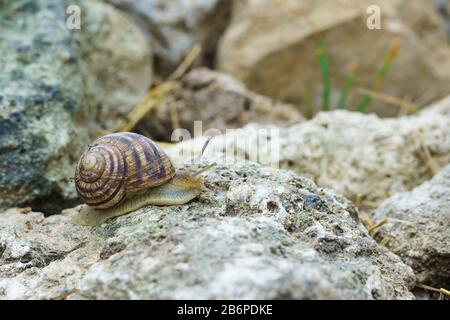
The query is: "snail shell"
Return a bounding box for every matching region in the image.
[74,132,175,209]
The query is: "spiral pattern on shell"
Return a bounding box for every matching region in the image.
[75,132,175,209]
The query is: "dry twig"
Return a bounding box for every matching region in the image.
[167,44,202,81]
[367,218,387,234]
[357,88,418,114]
[113,81,178,132]
[416,284,450,298]
[418,134,439,175]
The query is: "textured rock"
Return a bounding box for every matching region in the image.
[0,0,89,211]
[217,0,450,116]
[106,0,231,76]
[0,160,414,299]
[0,0,152,211]
[421,95,450,116]
[169,110,450,214]
[74,0,153,130]
[138,68,304,141]
[373,164,450,287]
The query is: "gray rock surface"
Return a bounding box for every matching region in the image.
[0,161,414,299]
[106,0,231,76]
[0,0,152,211]
[169,110,450,215]
[0,0,89,211]
[138,68,304,141]
[373,164,450,287]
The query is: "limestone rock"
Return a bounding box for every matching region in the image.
[169,110,450,213]
[138,68,304,141]
[421,95,450,116]
[373,164,450,287]
[217,0,450,116]
[0,161,414,299]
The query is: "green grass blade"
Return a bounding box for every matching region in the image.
[301,90,314,119]
[356,95,373,112]
[337,61,357,109]
[315,36,330,111]
[357,39,401,112]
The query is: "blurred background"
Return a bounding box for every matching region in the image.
[0,0,449,213]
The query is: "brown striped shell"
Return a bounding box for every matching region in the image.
[74,132,175,209]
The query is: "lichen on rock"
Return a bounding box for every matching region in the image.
[0,0,152,212]
[0,0,89,211]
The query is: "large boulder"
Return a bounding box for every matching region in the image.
[0,160,414,299]
[106,0,231,77]
[169,110,450,214]
[373,164,450,288]
[0,0,152,212]
[217,0,450,116]
[138,68,304,141]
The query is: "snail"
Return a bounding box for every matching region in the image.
[71,132,214,226]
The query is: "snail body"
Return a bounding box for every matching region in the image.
[72,132,205,226]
